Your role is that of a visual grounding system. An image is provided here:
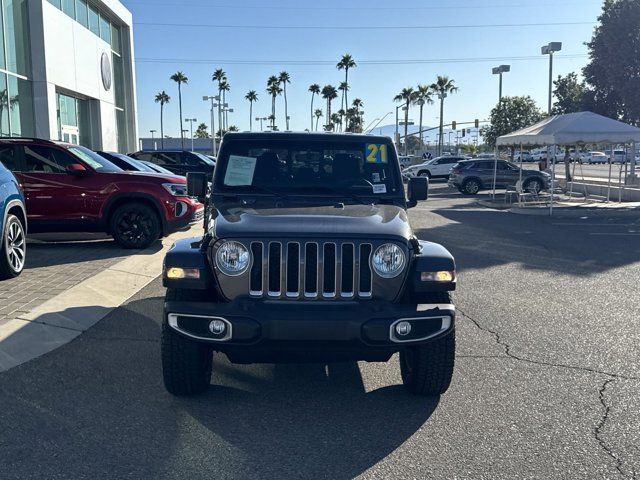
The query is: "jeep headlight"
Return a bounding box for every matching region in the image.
[162,183,188,196]
[371,243,406,278]
[215,241,250,276]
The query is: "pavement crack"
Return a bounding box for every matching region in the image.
[594,379,629,479]
[457,308,640,381]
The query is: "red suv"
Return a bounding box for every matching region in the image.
[0,138,204,249]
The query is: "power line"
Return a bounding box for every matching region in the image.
[134,21,596,30]
[135,54,588,66]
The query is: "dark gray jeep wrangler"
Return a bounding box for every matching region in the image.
[162,132,456,396]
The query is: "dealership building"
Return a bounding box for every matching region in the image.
[0,0,137,152]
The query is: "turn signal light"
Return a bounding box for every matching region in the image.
[165,267,200,280]
[420,271,455,282]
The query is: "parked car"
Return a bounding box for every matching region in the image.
[580,151,607,164]
[403,155,469,179]
[0,151,27,279]
[0,138,203,249]
[129,150,215,176]
[514,150,534,162]
[448,159,551,195]
[397,155,415,169]
[97,151,163,174]
[161,132,456,397]
[137,160,177,175]
[609,150,627,164]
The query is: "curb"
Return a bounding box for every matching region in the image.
[0,227,200,372]
[509,205,640,217]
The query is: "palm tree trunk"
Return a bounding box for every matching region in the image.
[310,93,315,131]
[271,96,276,128]
[327,100,331,131]
[284,84,289,130]
[418,104,424,147]
[315,115,319,131]
[404,99,409,156]
[178,83,184,150]
[249,101,253,131]
[438,97,444,155]
[345,69,349,111]
[160,103,165,149]
[217,86,222,138]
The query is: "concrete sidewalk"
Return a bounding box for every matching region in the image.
[0,227,200,372]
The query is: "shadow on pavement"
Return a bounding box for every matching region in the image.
[0,295,439,480]
[416,206,640,276]
[24,237,162,269]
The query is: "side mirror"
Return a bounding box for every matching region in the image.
[187,171,207,198]
[407,176,428,208]
[67,163,89,175]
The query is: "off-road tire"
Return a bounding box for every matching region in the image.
[110,202,161,249]
[162,288,213,396]
[400,292,455,396]
[0,214,25,279]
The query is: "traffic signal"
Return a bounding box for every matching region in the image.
[474,119,479,128]
[462,129,466,138]
[451,121,457,130]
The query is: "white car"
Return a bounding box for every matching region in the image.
[398,155,416,169]
[580,151,607,164]
[403,155,469,179]
[609,150,627,164]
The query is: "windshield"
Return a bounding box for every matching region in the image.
[214,139,402,198]
[69,146,122,173]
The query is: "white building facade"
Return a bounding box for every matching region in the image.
[1,0,137,152]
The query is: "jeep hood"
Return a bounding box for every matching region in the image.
[212,204,412,241]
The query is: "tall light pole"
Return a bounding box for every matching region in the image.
[222,107,234,132]
[395,105,406,149]
[150,129,156,140]
[492,64,511,102]
[255,116,267,131]
[185,118,197,151]
[203,95,221,156]
[542,42,562,115]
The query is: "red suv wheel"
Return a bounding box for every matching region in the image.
[110,203,161,249]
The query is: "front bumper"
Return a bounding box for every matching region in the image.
[165,298,455,363]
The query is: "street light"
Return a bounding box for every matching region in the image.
[395,105,407,148]
[222,107,234,132]
[542,42,562,115]
[492,64,511,102]
[150,129,156,140]
[255,116,268,131]
[437,92,448,155]
[203,95,221,155]
[184,118,197,151]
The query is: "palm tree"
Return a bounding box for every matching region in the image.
[308,83,321,131]
[338,82,350,131]
[337,53,356,111]
[220,80,230,130]
[279,71,291,130]
[413,84,433,146]
[266,75,282,129]
[321,85,338,131]
[212,68,226,138]
[431,75,458,155]
[330,113,341,131]
[351,98,364,133]
[394,87,416,155]
[154,90,170,149]
[170,71,188,149]
[245,90,258,131]
[314,108,323,131]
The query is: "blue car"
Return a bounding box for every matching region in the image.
[0,152,27,278]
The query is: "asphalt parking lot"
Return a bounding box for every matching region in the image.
[1,183,638,479]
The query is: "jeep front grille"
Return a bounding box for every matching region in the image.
[249,241,373,299]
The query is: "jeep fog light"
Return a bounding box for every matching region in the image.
[396,321,412,336]
[165,267,200,279]
[421,271,455,282]
[209,320,226,335]
[371,243,405,278]
[216,241,250,276]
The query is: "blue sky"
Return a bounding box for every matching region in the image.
[126,0,604,140]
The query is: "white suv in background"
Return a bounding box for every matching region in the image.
[403,155,469,179]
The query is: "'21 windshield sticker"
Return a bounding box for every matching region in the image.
[366,143,388,163]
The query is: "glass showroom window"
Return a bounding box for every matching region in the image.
[99,13,111,44]
[61,0,75,18]
[88,5,99,36]
[4,0,31,77]
[0,74,9,136]
[75,0,88,28]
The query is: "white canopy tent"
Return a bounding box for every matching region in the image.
[494,111,640,213]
